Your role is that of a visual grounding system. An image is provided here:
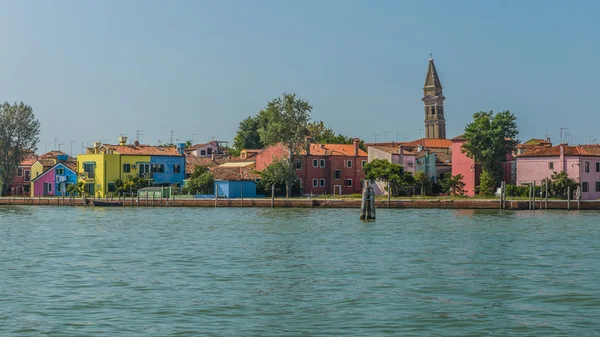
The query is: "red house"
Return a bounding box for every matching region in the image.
[255,138,368,195]
[11,153,37,196]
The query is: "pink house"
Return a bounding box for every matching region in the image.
[451,135,514,196]
[186,141,220,158]
[516,144,600,200]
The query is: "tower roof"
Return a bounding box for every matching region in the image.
[424,57,442,92]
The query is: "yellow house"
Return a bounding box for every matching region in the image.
[77,136,185,197]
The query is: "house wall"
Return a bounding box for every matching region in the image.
[149,156,186,186]
[12,165,32,195]
[32,169,55,197]
[77,153,120,198]
[452,140,477,197]
[54,164,78,197]
[415,153,437,180]
[30,161,47,180]
[367,147,395,164]
[255,144,289,171]
[298,155,366,195]
[191,142,219,157]
[118,155,152,181]
[578,157,600,200]
[215,180,257,198]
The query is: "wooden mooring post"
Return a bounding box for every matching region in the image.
[360,181,375,220]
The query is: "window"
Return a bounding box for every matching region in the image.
[17,167,23,176]
[85,183,94,195]
[582,182,589,192]
[548,162,554,170]
[57,183,63,192]
[407,161,413,168]
[173,164,181,174]
[123,164,131,173]
[138,163,150,176]
[362,160,367,168]
[312,179,318,187]
[48,184,52,192]
[597,162,600,172]
[313,159,318,167]
[320,159,325,168]
[295,161,302,170]
[334,169,341,180]
[24,170,31,182]
[56,167,65,175]
[345,179,352,187]
[83,163,95,178]
[347,160,352,168]
[320,179,325,187]
[207,148,213,155]
[585,162,590,173]
[596,182,600,192]
[200,150,206,156]
[151,164,165,173]
[108,183,117,193]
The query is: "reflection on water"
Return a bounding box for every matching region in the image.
[1,206,599,336]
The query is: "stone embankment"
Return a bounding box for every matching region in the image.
[0,197,598,210]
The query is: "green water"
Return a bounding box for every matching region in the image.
[1,207,599,336]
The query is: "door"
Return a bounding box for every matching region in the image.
[43,183,52,196]
[333,185,342,196]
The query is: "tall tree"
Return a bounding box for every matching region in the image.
[259,158,299,195]
[258,93,312,162]
[307,121,335,143]
[0,102,41,195]
[232,116,264,155]
[462,110,518,196]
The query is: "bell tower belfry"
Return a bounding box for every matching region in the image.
[422,55,446,139]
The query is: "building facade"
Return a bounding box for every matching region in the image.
[256,139,367,195]
[30,162,78,197]
[77,136,185,197]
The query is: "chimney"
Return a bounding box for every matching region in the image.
[93,142,101,154]
[353,138,360,157]
[305,136,312,156]
[134,140,140,146]
[118,136,127,146]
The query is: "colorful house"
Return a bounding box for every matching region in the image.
[185,141,220,157]
[516,144,600,200]
[77,136,186,197]
[11,153,36,196]
[255,138,367,195]
[30,162,78,197]
[212,166,260,198]
[451,135,514,196]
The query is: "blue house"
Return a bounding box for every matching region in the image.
[212,166,259,198]
[30,161,78,197]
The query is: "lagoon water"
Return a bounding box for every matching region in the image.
[1,206,599,336]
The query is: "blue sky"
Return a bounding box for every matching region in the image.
[0,0,598,155]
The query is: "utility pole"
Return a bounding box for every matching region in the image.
[170,130,175,144]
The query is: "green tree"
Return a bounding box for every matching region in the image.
[182,165,214,195]
[440,173,466,196]
[543,171,578,199]
[66,181,84,197]
[364,159,414,196]
[0,102,41,195]
[259,158,299,196]
[232,116,264,155]
[414,171,431,196]
[462,110,518,196]
[307,121,335,143]
[478,170,496,197]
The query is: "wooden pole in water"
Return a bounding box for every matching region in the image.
[360,183,367,220]
[545,180,548,210]
[387,181,391,209]
[567,186,571,211]
[241,184,244,207]
[370,187,376,219]
[137,192,140,207]
[532,181,536,210]
[271,184,275,208]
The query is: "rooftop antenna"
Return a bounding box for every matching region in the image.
[136,130,144,142]
[545,128,552,142]
[170,130,176,144]
[560,127,568,143]
[157,139,162,146]
[54,138,58,150]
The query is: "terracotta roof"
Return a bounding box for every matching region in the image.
[366,138,452,149]
[63,161,77,171]
[368,146,416,156]
[517,144,600,157]
[20,157,37,166]
[451,135,466,141]
[39,150,71,160]
[210,166,260,181]
[436,153,452,165]
[303,143,367,157]
[102,144,183,156]
[523,138,552,146]
[37,159,55,168]
[185,156,218,174]
[188,141,217,150]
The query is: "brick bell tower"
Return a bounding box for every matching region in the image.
[422,55,446,139]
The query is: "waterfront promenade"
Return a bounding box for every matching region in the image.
[1,196,598,210]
